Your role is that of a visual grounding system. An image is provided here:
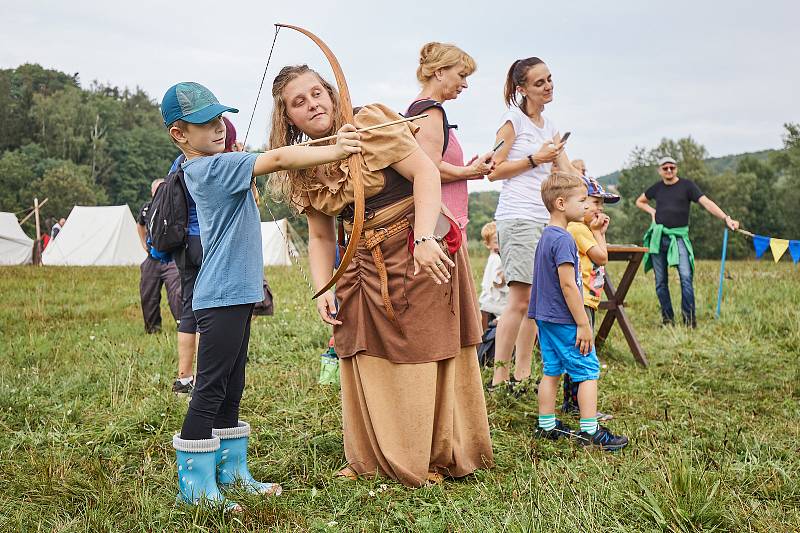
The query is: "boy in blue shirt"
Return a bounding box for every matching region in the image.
[529,172,628,451]
[162,81,361,510]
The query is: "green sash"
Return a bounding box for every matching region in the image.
[643,223,694,273]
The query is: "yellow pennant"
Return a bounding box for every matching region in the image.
[769,238,789,263]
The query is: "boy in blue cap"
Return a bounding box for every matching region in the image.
[529,172,628,451]
[162,81,361,511]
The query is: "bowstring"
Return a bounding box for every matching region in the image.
[242,26,279,148]
[246,25,315,294]
[261,195,316,295]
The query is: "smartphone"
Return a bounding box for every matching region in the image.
[560,131,572,144]
[492,139,505,152]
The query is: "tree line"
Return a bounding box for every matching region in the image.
[0,63,302,239]
[0,64,178,233]
[2,63,797,258]
[605,131,799,259]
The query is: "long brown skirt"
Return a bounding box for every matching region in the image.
[340,345,494,487]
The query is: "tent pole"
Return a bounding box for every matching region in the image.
[715,228,729,318]
[33,197,42,266]
[19,197,48,225]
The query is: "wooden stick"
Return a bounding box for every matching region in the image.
[19,197,48,225]
[297,114,428,146]
[33,197,42,266]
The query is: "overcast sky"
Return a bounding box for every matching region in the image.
[3,0,798,191]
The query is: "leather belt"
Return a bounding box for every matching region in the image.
[362,218,410,326]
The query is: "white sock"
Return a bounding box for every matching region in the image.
[178,376,193,385]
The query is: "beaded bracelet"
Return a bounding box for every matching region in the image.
[413,235,441,246]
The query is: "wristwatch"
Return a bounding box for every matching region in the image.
[527,154,538,169]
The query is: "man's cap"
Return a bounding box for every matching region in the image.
[583,177,620,204]
[161,82,238,126]
[658,156,677,167]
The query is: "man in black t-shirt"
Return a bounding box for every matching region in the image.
[635,156,739,327]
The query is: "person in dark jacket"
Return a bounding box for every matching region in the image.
[136,178,182,334]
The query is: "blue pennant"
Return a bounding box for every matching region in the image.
[789,240,800,264]
[752,235,770,259]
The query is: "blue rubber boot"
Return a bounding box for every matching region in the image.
[173,434,240,511]
[213,421,283,496]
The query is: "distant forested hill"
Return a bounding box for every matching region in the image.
[597,149,776,186]
[0,63,298,238]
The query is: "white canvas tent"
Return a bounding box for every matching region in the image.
[0,212,34,265]
[260,219,299,266]
[42,205,146,266]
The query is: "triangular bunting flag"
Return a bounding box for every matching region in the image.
[769,238,789,263]
[753,235,770,259]
[789,240,800,264]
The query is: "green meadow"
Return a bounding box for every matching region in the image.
[1,254,798,532]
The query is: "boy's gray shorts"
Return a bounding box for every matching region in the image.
[496,218,545,285]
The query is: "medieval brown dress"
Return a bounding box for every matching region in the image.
[294,103,494,487]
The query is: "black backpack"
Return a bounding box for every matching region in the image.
[252,278,274,317]
[149,155,188,253]
[476,322,497,368]
[404,98,453,156]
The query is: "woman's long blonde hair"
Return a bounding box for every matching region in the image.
[267,65,344,207]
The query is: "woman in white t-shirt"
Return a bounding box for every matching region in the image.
[486,57,577,390]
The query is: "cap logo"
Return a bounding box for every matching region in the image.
[176,83,218,115]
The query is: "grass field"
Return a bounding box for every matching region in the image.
[1,254,798,532]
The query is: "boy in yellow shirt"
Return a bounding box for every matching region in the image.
[564,177,619,419]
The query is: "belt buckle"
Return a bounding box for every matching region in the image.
[364,227,388,248]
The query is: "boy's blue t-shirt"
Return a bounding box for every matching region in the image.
[181,151,263,311]
[170,154,200,236]
[528,225,582,324]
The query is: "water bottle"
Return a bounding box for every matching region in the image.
[318,337,340,386]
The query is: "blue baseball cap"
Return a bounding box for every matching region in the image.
[160,82,238,126]
[583,177,620,204]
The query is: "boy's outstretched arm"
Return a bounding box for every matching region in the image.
[558,263,593,355]
[252,125,361,177]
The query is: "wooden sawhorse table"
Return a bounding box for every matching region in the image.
[595,245,649,367]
